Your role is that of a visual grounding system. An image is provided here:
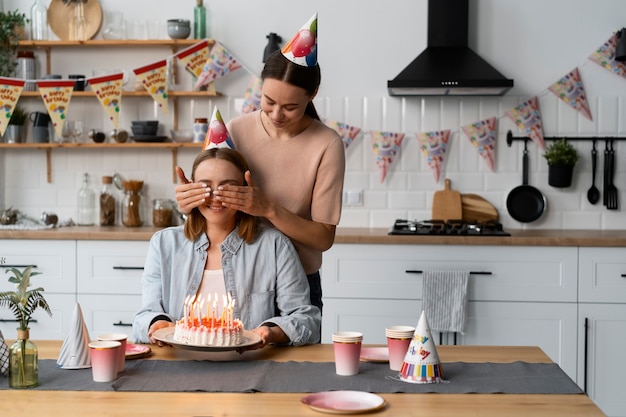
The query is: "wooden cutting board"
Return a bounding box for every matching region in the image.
[431,178,463,221]
[461,193,499,222]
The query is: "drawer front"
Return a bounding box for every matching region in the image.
[322,244,578,302]
[579,247,626,303]
[77,240,149,294]
[0,293,77,340]
[0,240,76,293]
[77,294,141,341]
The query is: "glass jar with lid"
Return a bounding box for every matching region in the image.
[122,180,145,227]
[99,176,117,226]
[152,199,174,227]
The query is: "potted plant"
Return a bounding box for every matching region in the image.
[543,138,579,187]
[0,9,28,77]
[0,266,52,388]
[3,105,28,143]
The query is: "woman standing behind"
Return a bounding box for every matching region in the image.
[175,14,345,312]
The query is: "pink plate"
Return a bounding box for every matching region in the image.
[360,347,389,363]
[125,343,151,359]
[301,391,386,414]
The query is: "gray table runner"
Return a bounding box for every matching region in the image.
[0,359,583,394]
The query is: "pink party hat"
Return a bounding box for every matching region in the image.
[281,13,318,67]
[203,107,236,150]
[399,310,444,384]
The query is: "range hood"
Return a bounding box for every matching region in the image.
[387,0,513,96]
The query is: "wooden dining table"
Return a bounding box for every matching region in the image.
[0,341,605,416]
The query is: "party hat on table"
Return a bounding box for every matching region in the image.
[57,303,92,369]
[203,106,236,150]
[281,13,318,67]
[399,310,444,384]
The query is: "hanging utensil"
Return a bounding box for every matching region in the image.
[606,140,618,210]
[603,140,609,206]
[506,140,546,223]
[587,140,600,204]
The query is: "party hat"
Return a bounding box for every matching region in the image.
[281,13,318,67]
[57,303,92,369]
[203,106,236,150]
[399,310,444,384]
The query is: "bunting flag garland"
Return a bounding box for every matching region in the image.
[194,42,242,90]
[461,117,497,172]
[0,77,25,136]
[86,72,124,129]
[505,96,545,150]
[588,32,626,81]
[548,68,592,121]
[417,130,451,183]
[370,130,405,183]
[326,119,362,149]
[133,60,169,114]
[241,75,263,114]
[37,79,75,137]
[175,40,211,78]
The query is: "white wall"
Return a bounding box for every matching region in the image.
[2,0,626,230]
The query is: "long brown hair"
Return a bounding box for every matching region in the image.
[183,148,258,244]
[261,50,321,120]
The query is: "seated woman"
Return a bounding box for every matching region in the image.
[133,147,320,348]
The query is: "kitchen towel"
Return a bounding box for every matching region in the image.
[422,269,470,333]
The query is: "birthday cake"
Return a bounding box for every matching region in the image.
[173,316,244,346]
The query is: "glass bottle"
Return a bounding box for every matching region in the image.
[100,176,117,226]
[9,329,39,388]
[193,0,206,39]
[122,181,145,227]
[30,0,48,41]
[77,173,96,226]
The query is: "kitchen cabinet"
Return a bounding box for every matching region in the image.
[578,247,626,417]
[321,243,579,380]
[5,39,218,183]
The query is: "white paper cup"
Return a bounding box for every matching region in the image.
[88,341,121,382]
[332,331,363,376]
[97,333,128,372]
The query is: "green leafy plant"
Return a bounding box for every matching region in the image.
[0,266,51,330]
[8,105,27,126]
[0,10,28,77]
[543,139,579,167]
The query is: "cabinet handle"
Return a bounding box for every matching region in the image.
[0,318,38,323]
[113,320,132,327]
[621,274,626,278]
[405,270,492,275]
[0,264,38,269]
[112,266,144,270]
[584,317,588,394]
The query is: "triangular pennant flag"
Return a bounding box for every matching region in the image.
[505,96,545,150]
[175,40,211,78]
[588,32,626,81]
[399,311,444,384]
[548,68,592,121]
[57,303,92,369]
[86,72,124,129]
[281,13,318,67]
[194,42,242,90]
[461,117,497,172]
[0,77,26,137]
[369,130,405,183]
[36,79,75,138]
[326,119,362,149]
[133,60,169,115]
[417,129,451,183]
[203,106,235,150]
[241,75,263,114]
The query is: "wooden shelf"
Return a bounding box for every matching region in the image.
[20,90,219,98]
[17,39,213,48]
[0,142,203,183]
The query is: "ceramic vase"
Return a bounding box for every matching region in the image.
[9,329,39,388]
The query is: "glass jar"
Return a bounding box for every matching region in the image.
[122,180,145,227]
[9,329,38,388]
[100,176,117,226]
[152,199,174,227]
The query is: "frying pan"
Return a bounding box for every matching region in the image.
[506,141,546,222]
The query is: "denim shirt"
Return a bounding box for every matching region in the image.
[133,225,321,345]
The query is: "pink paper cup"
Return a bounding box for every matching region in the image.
[387,336,412,371]
[89,341,121,382]
[97,333,128,372]
[332,331,363,376]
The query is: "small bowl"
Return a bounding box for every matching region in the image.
[167,19,191,40]
[131,120,159,127]
[170,129,194,143]
[131,125,158,136]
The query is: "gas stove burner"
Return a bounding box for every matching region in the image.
[388,219,510,236]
